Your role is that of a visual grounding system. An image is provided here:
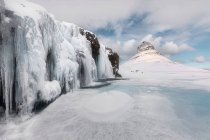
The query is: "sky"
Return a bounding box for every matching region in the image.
[31,0,210,69]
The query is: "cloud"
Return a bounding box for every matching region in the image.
[100,34,195,61]
[194,56,206,63]
[123,39,138,54]
[139,34,195,56]
[99,37,138,60]
[161,42,194,55]
[98,37,120,52]
[30,0,139,29]
[31,0,210,35]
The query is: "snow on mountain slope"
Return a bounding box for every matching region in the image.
[0,0,113,117]
[120,41,210,91]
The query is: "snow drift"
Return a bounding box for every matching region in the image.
[0,0,113,117]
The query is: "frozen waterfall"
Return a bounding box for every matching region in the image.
[0,0,113,117]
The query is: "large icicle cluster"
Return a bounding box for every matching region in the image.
[0,0,113,117]
[97,44,114,79]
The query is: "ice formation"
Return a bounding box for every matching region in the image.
[97,44,114,79]
[0,0,113,117]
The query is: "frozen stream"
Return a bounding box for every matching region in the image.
[1,79,210,140]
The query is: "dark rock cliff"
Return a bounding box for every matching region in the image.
[106,48,121,77]
[79,28,100,64]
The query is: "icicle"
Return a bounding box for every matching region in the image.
[97,44,114,79]
[0,0,114,117]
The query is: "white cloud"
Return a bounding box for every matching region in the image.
[30,0,139,29]
[194,56,206,63]
[100,34,195,61]
[31,0,210,33]
[99,37,120,53]
[141,0,210,32]
[161,42,194,55]
[99,37,138,60]
[123,39,138,54]
[139,34,194,56]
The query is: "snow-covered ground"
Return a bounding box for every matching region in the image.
[1,69,210,140]
[120,61,210,91]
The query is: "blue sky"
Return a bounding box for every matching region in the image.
[31,0,210,69]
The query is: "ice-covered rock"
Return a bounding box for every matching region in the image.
[57,21,97,87]
[106,48,121,77]
[0,0,113,117]
[79,28,114,79]
[79,28,100,63]
[97,44,114,79]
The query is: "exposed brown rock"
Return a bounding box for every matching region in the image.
[79,28,121,77]
[106,48,121,77]
[79,28,100,63]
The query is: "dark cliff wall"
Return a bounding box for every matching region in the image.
[79,29,121,77]
[79,28,100,64]
[106,48,121,77]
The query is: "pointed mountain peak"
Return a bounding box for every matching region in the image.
[136,41,160,56]
[129,41,170,63]
[137,41,155,52]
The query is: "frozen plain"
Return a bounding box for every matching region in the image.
[1,65,210,140]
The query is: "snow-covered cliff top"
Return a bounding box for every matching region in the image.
[5,0,49,20]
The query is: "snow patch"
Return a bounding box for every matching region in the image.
[40,80,61,101]
[82,91,133,114]
[5,0,48,21]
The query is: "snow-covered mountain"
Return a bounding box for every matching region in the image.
[130,41,171,63]
[120,41,210,84]
[0,0,113,117]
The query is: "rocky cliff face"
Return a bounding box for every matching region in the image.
[137,41,155,52]
[79,28,100,63]
[137,41,160,55]
[0,0,114,117]
[106,48,121,77]
[79,28,114,79]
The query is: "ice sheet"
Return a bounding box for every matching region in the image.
[1,79,210,140]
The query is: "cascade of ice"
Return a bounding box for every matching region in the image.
[0,0,113,117]
[0,1,79,116]
[57,22,98,87]
[97,44,114,79]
